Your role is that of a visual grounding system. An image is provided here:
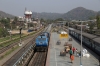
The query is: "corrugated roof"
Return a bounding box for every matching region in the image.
[93,37,100,44]
[82,32,97,39]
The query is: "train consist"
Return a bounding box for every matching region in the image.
[69,28,100,56]
[35,32,50,52]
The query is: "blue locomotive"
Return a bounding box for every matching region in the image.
[35,32,50,51]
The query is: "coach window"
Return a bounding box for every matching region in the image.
[76,33,77,38]
[74,32,76,36]
[84,37,87,44]
[74,32,75,36]
[95,42,100,52]
[85,37,90,46]
[72,31,74,35]
[73,32,74,36]
[74,32,76,38]
[71,31,73,35]
[82,36,85,42]
[78,34,80,39]
[69,30,70,34]
[79,35,81,40]
[77,34,79,39]
[71,31,72,35]
[76,33,78,38]
[69,30,71,34]
[71,31,72,34]
[92,41,95,49]
[89,39,91,46]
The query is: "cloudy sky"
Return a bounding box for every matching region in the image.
[0,0,100,16]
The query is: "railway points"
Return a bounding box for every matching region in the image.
[46,32,99,66]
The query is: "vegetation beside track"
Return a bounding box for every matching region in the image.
[0,34,23,42]
[0,27,45,60]
[0,27,44,49]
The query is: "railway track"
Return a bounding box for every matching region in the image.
[2,33,41,66]
[0,28,44,54]
[28,52,47,66]
[24,25,51,66]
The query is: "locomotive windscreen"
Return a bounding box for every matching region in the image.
[38,38,46,41]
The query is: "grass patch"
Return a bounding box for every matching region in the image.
[0,27,44,49]
[0,34,24,43]
[0,38,20,49]
[0,45,19,60]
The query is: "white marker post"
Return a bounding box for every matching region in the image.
[80,20,83,66]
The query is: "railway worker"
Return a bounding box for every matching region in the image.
[72,47,75,54]
[84,49,87,54]
[69,48,73,58]
[79,51,81,57]
[75,48,78,56]
[82,49,87,56]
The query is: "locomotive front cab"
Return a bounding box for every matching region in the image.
[35,35,48,52]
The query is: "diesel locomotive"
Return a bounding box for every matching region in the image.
[35,32,50,52]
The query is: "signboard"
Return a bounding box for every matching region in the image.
[60,34,68,38]
[59,31,68,38]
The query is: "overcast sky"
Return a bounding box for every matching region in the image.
[0,0,100,16]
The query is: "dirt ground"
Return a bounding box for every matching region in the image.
[11,30,30,35]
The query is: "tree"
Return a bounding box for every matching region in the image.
[12,17,18,29]
[88,22,94,31]
[0,27,9,37]
[96,14,100,29]
[65,22,68,26]
[0,18,10,28]
[89,16,95,20]
[14,17,18,22]
[40,18,45,22]
[55,18,64,21]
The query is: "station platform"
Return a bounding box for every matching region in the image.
[46,32,99,66]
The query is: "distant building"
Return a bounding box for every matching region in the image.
[18,16,25,22]
[76,25,87,30]
[24,8,32,23]
[56,21,66,26]
[10,19,14,23]
[24,8,32,29]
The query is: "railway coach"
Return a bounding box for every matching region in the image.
[35,32,50,52]
[42,32,50,41]
[69,28,100,56]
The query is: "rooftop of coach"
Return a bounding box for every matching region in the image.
[71,29,96,39]
[69,28,100,44]
[93,37,100,44]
